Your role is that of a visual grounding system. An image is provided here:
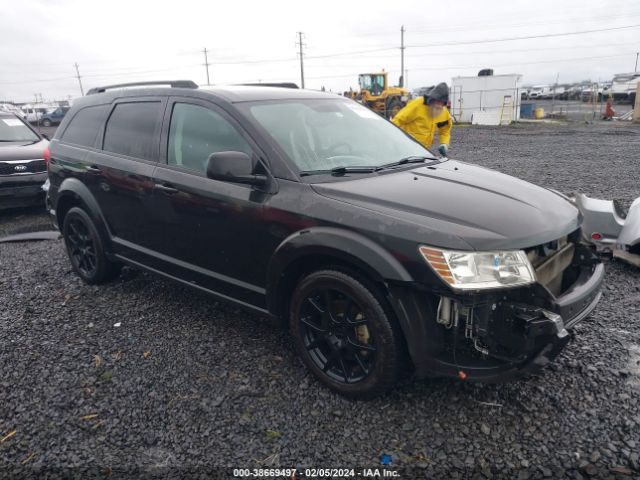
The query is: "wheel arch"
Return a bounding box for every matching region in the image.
[266,227,412,323]
[55,177,113,252]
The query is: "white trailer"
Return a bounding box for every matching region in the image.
[451,74,523,125]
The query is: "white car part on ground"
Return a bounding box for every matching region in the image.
[573,193,640,267]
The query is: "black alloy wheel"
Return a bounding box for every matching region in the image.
[300,287,376,383]
[290,270,403,398]
[66,216,97,277]
[62,207,120,284]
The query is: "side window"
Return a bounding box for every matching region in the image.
[167,103,252,174]
[103,102,161,160]
[60,105,109,147]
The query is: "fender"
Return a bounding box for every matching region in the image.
[266,226,413,316]
[55,177,114,252]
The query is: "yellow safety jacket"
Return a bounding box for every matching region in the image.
[391,97,453,149]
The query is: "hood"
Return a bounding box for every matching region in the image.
[0,139,48,161]
[311,160,581,251]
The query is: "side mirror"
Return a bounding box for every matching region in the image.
[206,151,267,186]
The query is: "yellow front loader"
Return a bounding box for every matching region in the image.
[346,72,409,119]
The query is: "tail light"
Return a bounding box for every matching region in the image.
[43,146,50,165]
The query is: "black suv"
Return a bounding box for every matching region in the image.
[47,81,604,397]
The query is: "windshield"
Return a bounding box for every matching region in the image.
[244,99,435,174]
[0,117,39,142]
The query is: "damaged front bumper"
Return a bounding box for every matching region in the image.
[389,245,604,382]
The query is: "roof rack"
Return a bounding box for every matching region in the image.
[239,82,299,89]
[86,80,198,95]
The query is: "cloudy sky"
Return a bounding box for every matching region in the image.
[1,0,639,103]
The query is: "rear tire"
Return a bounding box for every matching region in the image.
[62,207,121,284]
[290,269,403,398]
[42,119,52,127]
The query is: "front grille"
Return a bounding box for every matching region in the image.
[0,160,46,176]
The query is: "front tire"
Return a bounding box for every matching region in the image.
[62,207,120,284]
[386,98,403,119]
[290,270,403,398]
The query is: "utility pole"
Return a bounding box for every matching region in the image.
[74,62,84,96]
[203,47,211,86]
[296,32,305,89]
[400,25,405,87]
[635,52,639,72]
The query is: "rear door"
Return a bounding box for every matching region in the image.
[149,97,274,306]
[83,97,165,258]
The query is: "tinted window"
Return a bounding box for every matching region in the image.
[103,102,161,160]
[167,103,252,174]
[60,105,109,147]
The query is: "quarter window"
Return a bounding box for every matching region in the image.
[103,102,161,160]
[60,105,109,147]
[167,103,252,174]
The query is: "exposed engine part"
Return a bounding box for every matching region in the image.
[438,297,571,364]
[474,338,489,356]
[436,296,455,328]
[463,307,475,339]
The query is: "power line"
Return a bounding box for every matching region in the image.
[254,51,639,83]
[406,12,640,36]
[407,24,640,48]
[73,62,84,96]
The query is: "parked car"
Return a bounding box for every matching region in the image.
[46,81,604,397]
[0,113,49,209]
[609,73,639,104]
[21,106,49,124]
[39,106,70,127]
[0,103,26,118]
[528,85,552,100]
[581,85,602,103]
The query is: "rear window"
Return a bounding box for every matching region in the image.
[102,102,161,160]
[60,105,109,147]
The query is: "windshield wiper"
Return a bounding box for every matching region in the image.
[376,155,438,170]
[300,166,378,177]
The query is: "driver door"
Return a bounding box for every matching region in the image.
[148,98,274,306]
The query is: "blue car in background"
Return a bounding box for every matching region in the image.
[39,106,69,127]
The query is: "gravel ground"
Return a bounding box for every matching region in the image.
[1,122,640,479]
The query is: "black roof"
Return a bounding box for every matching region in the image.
[199,85,338,102]
[75,83,342,109]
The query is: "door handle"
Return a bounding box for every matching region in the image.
[86,165,101,173]
[155,183,179,194]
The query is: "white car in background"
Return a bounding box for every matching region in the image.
[609,72,639,103]
[0,104,25,118]
[528,85,552,99]
[21,106,49,124]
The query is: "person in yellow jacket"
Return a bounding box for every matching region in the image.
[391,82,452,157]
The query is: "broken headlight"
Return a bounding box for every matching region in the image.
[419,246,536,290]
